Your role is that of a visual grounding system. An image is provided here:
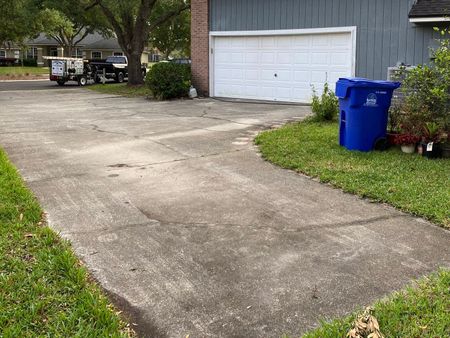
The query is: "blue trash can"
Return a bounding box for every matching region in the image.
[336,78,401,152]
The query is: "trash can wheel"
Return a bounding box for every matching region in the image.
[374,137,388,151]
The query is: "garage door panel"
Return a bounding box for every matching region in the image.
[230,69,244,80]
[261,37,277,48]
[230,53,244,63]
[261,52,276,64]
[277,52,292,64]
[311,71,328,83]
[293,87,311,97]
[294,70,311,82]
[261,69,277,80]
[293,52,310,64]
[215,52,231,63]
[331,52,350,66]
[292,35,311,47]
[311,52,329,65]
[230,39,247,49]
[260,86,275,99]
[243,85,259,97]
[277,70,292,81]
[277,36,292,48]
[213,31,354,103]
[215,69,233,80]
[331,33,351,47]
[244,52,259,64]
[312,35,330,47]
[275,87,293,100]
[245,70,259,81]
[245,38,259,48]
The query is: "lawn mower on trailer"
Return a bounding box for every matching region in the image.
[43,56,96,86]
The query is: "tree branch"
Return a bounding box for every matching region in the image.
[93,0,125,44]
[51,33,65,47]
[148,3,190,32]
[85,0,100,11]
[74,29,89,46]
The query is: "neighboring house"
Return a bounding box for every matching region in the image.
[191,0,450,103]
[0,32,151,66]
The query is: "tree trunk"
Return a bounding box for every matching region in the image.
[128,52,144,85]
[67,43,73,58]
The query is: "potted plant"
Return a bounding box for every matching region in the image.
[441,133,450,158]
[395,134,420,153]
[420,122,445,158]
[389,115,420,153]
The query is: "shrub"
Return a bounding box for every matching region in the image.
[145,62,191,100]
[22,58,37,67]
[311,82,339,121]
[394,27,450,140]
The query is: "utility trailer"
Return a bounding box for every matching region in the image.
[43,56,96,86]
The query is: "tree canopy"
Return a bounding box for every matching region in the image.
[88,0,190,84]
[0,0,40,48]
[149,1,190,59]
[0,0,191,85]
[36,0,110,56]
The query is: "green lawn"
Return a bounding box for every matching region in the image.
[255,121,450,227]
[87,83,152,98]
[0,148,131,336]
[302,269,450,337]
[0,67,49,76]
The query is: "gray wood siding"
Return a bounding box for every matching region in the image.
[210,0,442,80]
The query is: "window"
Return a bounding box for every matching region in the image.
[113,52,123,56]
[50,47,58,57]
[0,50,5,58]
[150,53,160,62]
[26,47,38,59]
[91,51,102,59]
[71,48,83,58]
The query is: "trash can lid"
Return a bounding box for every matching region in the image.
[336,77,401,98]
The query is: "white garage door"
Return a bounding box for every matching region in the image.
[212,29,355,103]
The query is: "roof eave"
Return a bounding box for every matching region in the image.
[409,16,450,23]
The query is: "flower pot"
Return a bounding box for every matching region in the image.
[441,143,450,159]
[421,142,442,159]
[387,132,399,147]
[401,144,416,154]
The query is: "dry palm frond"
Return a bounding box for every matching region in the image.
[347,307,384,338]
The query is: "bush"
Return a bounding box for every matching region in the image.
[145,62,191,100]
[22,58,37,67]
[394,27,450,140]
[311,83,339,121]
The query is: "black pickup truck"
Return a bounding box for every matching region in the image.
[90,56,146,83]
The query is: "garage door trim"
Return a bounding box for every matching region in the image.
[209,26,357,102]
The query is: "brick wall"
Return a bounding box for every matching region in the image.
[191,0,209,96]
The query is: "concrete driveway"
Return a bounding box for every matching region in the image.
[1,81,449,337]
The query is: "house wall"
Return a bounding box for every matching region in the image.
[210,0,442,80]
[84,49,115,59]
[0,49,17,58]
[191,0,210,95]
[141,52,149,65]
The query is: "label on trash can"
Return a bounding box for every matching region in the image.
[427,142,434,151]
[364,93,378,107]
